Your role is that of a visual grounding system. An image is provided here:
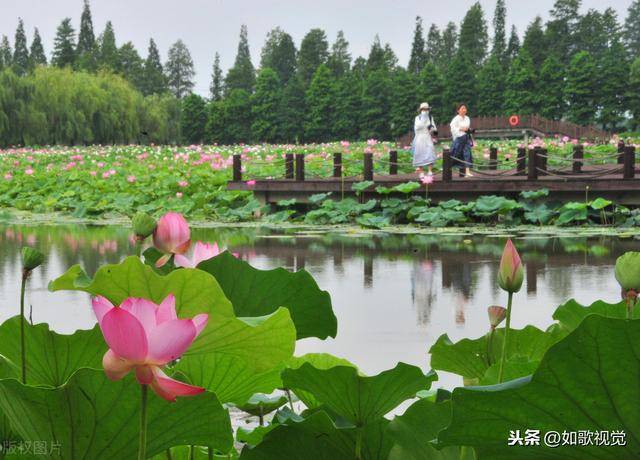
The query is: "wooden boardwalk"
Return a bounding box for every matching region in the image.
[228,143,640,204]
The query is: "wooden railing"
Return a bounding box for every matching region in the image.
[231,142,636,183]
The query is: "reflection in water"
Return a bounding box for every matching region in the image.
[411,260,435,326]
[0,224,637,387]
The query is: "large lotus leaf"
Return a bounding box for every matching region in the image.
[0,316,105,386]
[437,316,640,459]
[49,257,297,404]
[197,251,337,340]
[553,298,639,332]
[281,363,436,426]
[0,368,233,459]
[473,195,521,216]
[239,410,393,460]
[283,353,358,409]
[429,325,566,382]
[175,308,296,404]
[387,398,473,460]
[237,393,288,417]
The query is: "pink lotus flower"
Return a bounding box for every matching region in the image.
[153,212,191,268]
[419,173,434,185]
[127,175,137,183]
[176,192,183,198]
[175,241,220,268]
[178,180,188,188]
[25,168,34,175]
[246,180,256,187]
[92,294,207,402]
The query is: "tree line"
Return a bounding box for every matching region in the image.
[1,0,640,147]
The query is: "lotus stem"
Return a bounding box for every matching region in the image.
[486,328,495,367]
[20,271,28,384]
[208,446,213,460]
[135,236,143,258]
[285,389,294,411]
[165,449,173,460]
[139,385,148,460]
[498,292,514,383]
[189,446,195,460]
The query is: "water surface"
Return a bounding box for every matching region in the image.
[0,224,634,388]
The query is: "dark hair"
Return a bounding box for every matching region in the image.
[456,103,467,113]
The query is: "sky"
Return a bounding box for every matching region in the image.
[0,0,635,95]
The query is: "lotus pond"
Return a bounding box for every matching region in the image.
[0,221,639,459]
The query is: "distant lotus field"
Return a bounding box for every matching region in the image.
[0,138,636,222]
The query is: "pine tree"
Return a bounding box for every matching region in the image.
[209,52,224,100]
[279,74,306,142]
[538,54,565,119]
[360,69,392,140]
[440,22,458,67]
[29,28,47,69]
[224,89,252,143]
[506,26,520,64]
[327,31,351,78]
[165,40,195,99]
[225,25,255,94]
[545,0,582,61]
[260,28,297,84]
[408,16,426,74]
[117,42,144,90]
[492,0,507,63]
[351,57,367,80]
[628,57,640,130]
[625,0,640,56]
[181,93,207,144]
[0,36,12,70]
[304,64,334,141]
[425,24,441,65]
[458,2,488,66]
[97,21,118,70]
[297,29,329,86]
[13,19,29,76]
[522,17,546,68]
[476,54,505,115]
[574,9,609,58]
[76,0,96,71]
[367,36,387,72]
[142,39,166,95]
[597,40,628,129]
[390,69,419,138]
[51,18,76,68]
[331,72,361,140]
[564,51,598,125]
[251,68,282,142]
[444,50,476,115]
[504,49,537,114]
[417,63,446,122]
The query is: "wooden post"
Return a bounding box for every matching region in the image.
[489,147,498,170]
[333,152,342,178]
[527,148,538,180]
[535,147,547,176]
[623,146,635,179]
[295,153,305,181]
[363,152,373,181]
[617,140,625,164]
[442,148,452,182]
[285,153,294,179]
[516,147,526,175]
[389,150,398,175]
[232,154,242,182]
[572,145,583,174]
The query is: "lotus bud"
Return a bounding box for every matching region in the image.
[497,239,523,293]
[132,212,156,239]
[153,212,191,267]
[21,246,44,272]
[488,306,507,329]
[615,252,640,291]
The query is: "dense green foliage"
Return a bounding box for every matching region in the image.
[1,0,640,146]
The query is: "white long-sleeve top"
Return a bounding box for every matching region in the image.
[450,115,470,140]
[414,112,436,135]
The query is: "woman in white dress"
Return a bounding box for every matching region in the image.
[412,102,437,175]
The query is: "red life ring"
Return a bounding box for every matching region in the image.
[509,115,520,127]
